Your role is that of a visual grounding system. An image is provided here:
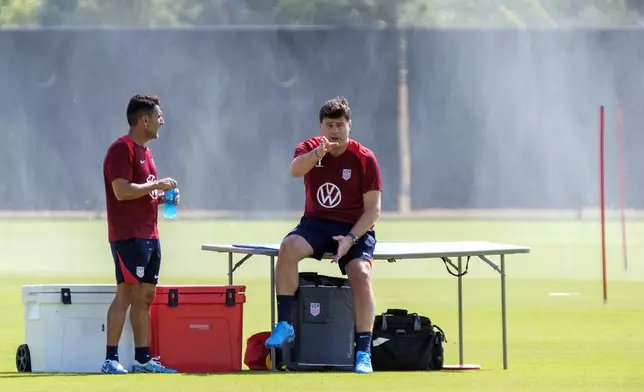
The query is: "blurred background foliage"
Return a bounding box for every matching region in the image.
[1,0,644,28]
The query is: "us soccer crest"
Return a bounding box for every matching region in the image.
[310,302,321,317]
[136,266,145,278]
[342,169,351,181]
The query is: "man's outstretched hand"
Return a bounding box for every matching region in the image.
[316,137,340,159]
[331,235,354,264]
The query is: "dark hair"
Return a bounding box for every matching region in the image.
[319,96,350,123]
[126,94,160,126]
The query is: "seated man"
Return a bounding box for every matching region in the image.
[265,97,382,374]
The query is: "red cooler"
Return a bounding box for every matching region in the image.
[150,285,246,373]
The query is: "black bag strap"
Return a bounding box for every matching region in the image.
[299,272,349,287]
[441,256,471,277]
[380,312,422,332]
[433,324,447,343]
[380,313,388,331]
[385,308,408,316]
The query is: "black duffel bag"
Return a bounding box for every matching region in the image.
[371,308,446,371]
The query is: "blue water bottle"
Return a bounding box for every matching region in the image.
[164,189,177,219]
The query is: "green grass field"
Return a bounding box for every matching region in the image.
[0,218,643,391]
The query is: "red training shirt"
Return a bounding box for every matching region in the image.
[103,135,159,242]
[294,137,382,225]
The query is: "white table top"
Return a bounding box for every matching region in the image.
[201,241,530,260]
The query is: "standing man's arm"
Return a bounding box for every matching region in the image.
[111,179,162,201]
[105,144,175,201]
[112,178,176,202]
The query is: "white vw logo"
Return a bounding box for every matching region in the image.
[316,183,341,208]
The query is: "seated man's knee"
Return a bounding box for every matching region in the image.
[278,235,312,263]
[347,260,373,287]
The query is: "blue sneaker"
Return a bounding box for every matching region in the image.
[131,357,178,373]
[101,359,128,374]
[265,321,295,348]
[354,351,373,374]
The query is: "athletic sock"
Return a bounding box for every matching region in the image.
[276,295,294,324]
[356,332,372,354]
[106,345,119,362]
[135,347,151,364]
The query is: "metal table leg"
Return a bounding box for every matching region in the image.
[458,256,464,366]
[270,255,276,372]
[478,253,511,370]
[228,252,233,285]
[501,254,507,369]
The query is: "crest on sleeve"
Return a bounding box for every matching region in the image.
[342,169,351,181]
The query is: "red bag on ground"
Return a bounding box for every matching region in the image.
[244,331,271,370]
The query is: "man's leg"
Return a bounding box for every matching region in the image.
[102,241,138,374]
[130,239,177,373]
[345,259,375,373]
[265,219,326,348]
[341,232,377,374]
[130,283,155,362]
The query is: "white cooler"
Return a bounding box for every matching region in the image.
[17,284,135,373]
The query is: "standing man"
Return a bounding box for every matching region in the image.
[101,94,179,374]
[265,97,382,374]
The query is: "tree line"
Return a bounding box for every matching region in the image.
[0,0,642,28]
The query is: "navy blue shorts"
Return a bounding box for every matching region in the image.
[287,216,376,275]
[110,238,161,285]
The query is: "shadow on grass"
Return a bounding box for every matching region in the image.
[0,372,99,378]
[0,370,286,378]
[0,369,463,378]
